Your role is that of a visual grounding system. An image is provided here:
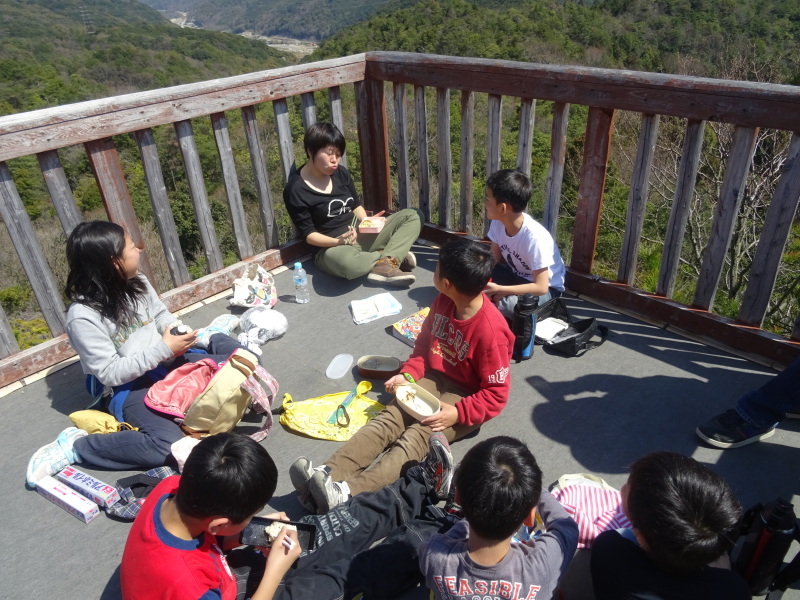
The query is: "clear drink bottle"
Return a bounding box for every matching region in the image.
[293,262,310,304]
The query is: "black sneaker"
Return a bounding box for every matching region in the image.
[696,409,776,449]
[421,432,454,500]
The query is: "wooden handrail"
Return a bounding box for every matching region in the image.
[1,51,800,386]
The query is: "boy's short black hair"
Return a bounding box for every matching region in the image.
[626,451,741,576]
[176,433,278,523]
[304,122,346,159]
[438,238,494,296]
[486,169,531,213]
[455,436,542,541]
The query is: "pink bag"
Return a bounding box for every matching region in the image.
[144,348,277,441]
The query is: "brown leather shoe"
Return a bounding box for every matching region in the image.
[399,251,417,272]
[367,257,415,286]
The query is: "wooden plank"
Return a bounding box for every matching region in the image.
[365,53,800,131]
[0,335,74,389]
[414,85,431,221]
[486,94,502,180]
[566,269,800,367]
[173,120,223,273]
[739,133,800,326]
[544,102,569,238]
[273,98,296,182]
[300,92,317,130]
[0,304,20,359]
[84,137,155,283]
[459,90,475,234]
[0,239,312,388]
[0,161,66,335]
[211,112,253,260]
[327,86,347,168]
[36,150,82,236]
[570,106,615,274]
[436,87,453,228]
[241,106,278,249]
[657,119,706,298]
[618,114,659,285]
[355,79,391,213]
[693,126,759,310]
[133,128,191,287]
[393,82,411,209]
[0,57,367,162]
[516,98,535,177]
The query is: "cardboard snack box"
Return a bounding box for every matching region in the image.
[56,466,120,508]
[36,475,100,523]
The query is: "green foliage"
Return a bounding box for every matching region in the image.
[11,317,51,350]
[0,286,32,315]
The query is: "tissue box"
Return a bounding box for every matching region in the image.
[56,466,119,508]
[36,476,100,523]
[358,216,386,234]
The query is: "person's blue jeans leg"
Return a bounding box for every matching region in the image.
[737,356,800,428]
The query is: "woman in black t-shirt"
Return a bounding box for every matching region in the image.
[283,122,422,286]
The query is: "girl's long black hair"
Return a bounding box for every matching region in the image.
[64,221,147,324]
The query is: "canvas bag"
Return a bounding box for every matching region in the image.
[279,381,384,442]
[145,348,278,441]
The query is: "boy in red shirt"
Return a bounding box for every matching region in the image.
[292,238,514,513]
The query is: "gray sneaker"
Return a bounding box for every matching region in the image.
[308,471,351,514]
[289,457,330,513]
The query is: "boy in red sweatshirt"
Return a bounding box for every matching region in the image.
[291,238,514,513]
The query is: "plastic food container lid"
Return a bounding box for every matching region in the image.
[325,353,354,379]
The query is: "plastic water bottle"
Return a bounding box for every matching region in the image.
[293,262,310,304]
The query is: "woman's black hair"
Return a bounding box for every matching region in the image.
[303,122,346,159]
[64,221,146,324]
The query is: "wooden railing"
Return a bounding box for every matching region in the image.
[1,52,799,388]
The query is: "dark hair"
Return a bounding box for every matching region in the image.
[455,436,542,540]
[626,451,742,576]
[176,433,278,523]
[486,169,531,213]
[438,238,494,296]
[64,221,146,324]
[304,122,346,159]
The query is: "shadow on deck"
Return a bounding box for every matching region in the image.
[3,243,799,599]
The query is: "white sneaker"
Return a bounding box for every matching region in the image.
[308,471,350,514]
[195,314,240,349]
[26,427,87,487]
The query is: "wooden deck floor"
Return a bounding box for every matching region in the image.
[3,242,799,599]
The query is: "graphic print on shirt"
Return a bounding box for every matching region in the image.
[431,314,470,365]
[504,250,532,279]
[110,303,154,349]
[431,575,541,600]
[488,366,509,385]
[327,197,355,218]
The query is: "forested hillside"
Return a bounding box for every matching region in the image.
[0,0,290,116]
[139,0,403,40]
[312,0,800,83]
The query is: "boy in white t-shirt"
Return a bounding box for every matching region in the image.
[483,169,566,318]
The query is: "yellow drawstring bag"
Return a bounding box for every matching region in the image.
[279,381,385,442]
[69,409,139,434]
